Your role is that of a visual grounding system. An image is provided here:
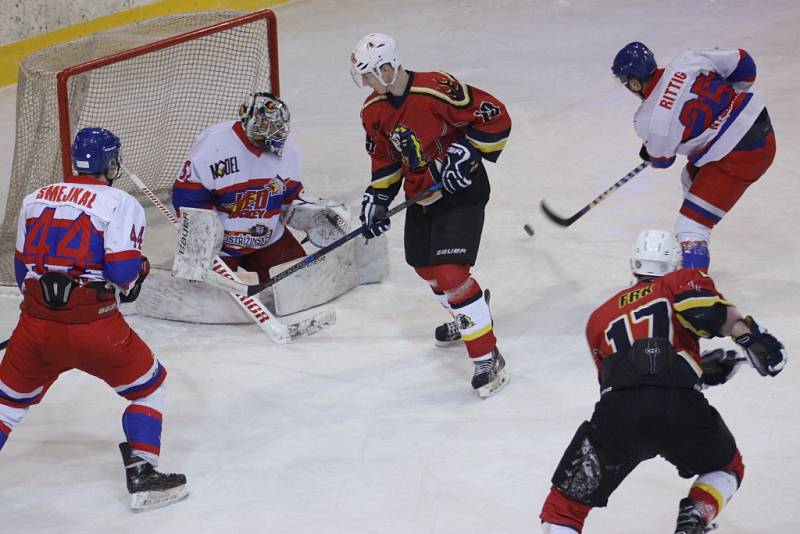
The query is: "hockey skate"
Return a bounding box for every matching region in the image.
[435,289,491,347]
[471,347,509,398]
[119,442,188,512]
[674,498,718,533]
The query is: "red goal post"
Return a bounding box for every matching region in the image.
[0,9,279,286]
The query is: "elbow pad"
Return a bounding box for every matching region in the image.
[674,291,730,338]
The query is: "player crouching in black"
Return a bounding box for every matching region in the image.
[539,230,786,534]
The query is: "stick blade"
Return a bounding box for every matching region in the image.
[540,200,578,227]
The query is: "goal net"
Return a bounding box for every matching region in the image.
[0,9,279,286]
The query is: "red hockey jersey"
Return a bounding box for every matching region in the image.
[360,71,511,205]
[585,269,733,383]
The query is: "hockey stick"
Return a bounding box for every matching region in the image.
[0,339,7,351]
[124,168,333,343]
[197,182,445,297]
[540,162,649,227]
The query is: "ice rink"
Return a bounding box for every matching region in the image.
[1,0,799,532]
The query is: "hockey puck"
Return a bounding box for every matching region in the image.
[523,223,535,237]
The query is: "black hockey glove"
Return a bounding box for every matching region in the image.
[733,316,787,377]
[639,144,651,162]
[120,256,150,304]
[700,348,746,387]
[360,187,392,239]
[440,140,480,194]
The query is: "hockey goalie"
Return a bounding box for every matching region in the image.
[132,92,387,332]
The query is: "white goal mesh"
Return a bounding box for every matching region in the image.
[0,9,278,285]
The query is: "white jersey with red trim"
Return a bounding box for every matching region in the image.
[634,48,765,168]
[15,176,146,290]
[172,120,304,258]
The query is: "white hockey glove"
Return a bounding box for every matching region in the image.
[281,192,350,248]
[700,348,746,388]
[440,140,480,194]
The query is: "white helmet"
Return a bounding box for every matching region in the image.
[350,33,401,87]
[630,229,682,277]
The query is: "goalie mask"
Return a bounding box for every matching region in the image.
[350,33,401,88]
[239,92,290,156]
[71,127,122,185]
[630,229,682,277]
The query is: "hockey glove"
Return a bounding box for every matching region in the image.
[733,316,787,377]
[440,140,480,194]
[120,256,150,303]
[639,144,651,162]
[700,348,746,387]
[360,187,392,239]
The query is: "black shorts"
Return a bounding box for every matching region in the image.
[403,164,490,267]
[551,387,737,507]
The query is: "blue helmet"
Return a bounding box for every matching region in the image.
[71,127,122,180]
[612,42,657,84]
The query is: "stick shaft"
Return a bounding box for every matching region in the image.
[540,162,649,227]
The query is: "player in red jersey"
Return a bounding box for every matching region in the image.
[539,230,786,534]
[1,128,187,511]
[350,33,512,397]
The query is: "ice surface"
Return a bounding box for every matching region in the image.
[1,1,798,532]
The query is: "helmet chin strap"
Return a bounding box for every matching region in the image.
[373,64,399,88]
[105,160,121,186]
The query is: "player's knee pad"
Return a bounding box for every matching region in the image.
[721,448,745,485]
[0,403,28,451]
[427,264,478,304]
[676,216,712,269]
[675,216,711,244]
[541,522,580,534]
[413,266,439,290]
[540,486,591,533]
[551,421,631,508]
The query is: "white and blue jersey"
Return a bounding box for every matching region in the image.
[15,176,146,292]
[172,120,304,258]
[635,48,763,168]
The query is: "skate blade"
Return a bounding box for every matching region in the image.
[476,369,509,398]
[434,339,462,348]
[130,484,189,512]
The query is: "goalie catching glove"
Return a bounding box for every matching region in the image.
[700,348,746,387]
[732,316,787,377]
[281,191,350,248]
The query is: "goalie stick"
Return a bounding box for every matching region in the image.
[540,162,649,227]
[124,168,334,343]
[186,182,446,297]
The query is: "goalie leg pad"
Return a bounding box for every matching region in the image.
[239,230,306,283]
[269,240,358,316]
[172,207,224,282]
